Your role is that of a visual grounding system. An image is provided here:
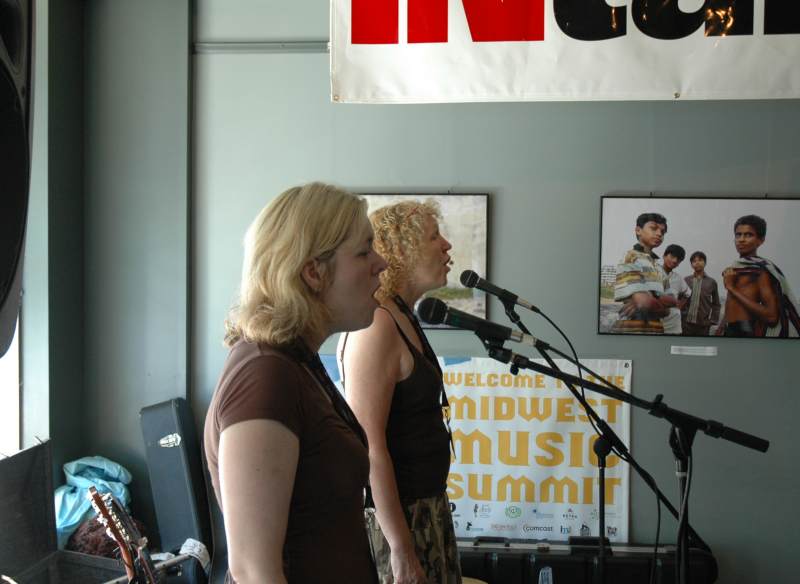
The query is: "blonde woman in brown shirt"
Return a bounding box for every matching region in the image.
[204,183,386,583]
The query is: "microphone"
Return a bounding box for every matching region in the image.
[460,270,540,313]
[418,297,545,348]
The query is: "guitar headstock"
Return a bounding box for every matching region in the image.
[88,486,136,581]
[87,486,159,583]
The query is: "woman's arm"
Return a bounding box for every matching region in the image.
[342,309,427,584]
[219,418,299,584]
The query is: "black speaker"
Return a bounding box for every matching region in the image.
[0,0,34,358]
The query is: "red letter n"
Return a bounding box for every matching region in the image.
[352,0,398,44]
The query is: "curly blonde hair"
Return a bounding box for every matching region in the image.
[370,199,441,302]
[224,182,368,347]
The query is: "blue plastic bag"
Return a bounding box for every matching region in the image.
[54,456,133,548]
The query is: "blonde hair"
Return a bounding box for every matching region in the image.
[370,199,441,302]
[224,182,368,347]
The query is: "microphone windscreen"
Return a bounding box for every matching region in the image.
[460,269,479,288]
[418,297,448,325]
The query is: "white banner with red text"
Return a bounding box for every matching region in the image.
[442,357,631,542]
[330,1,800,103]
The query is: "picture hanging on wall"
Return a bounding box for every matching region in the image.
[362,193,489,328]
[598,196,800,339]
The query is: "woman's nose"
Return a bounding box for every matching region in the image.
[375,253,388,273]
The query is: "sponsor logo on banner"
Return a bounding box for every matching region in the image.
[491,523,517,532]
[523,524,554,533]
[562,508,578,521]
[466,521,484,533]
[505,505,522,519]
[532,508,555,520]
[580,524,591,536]
[560,526,572,535]
[607,526,618,537]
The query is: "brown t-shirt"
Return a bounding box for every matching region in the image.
[204,340,376,583]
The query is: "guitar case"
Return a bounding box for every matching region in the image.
[140,398,211,584]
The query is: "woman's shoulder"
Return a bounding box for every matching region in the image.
[221,340,306,391]
[342,306,404,358]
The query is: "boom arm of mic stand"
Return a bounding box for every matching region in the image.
[506,352,769,453]
[648,395,769,453]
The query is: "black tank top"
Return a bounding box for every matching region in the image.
[382,310,452,500]
[341,305,451,500]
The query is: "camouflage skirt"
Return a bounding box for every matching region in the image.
[366,492,462,584]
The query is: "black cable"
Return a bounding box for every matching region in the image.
[650,490,662,584]
[538,311,603,440]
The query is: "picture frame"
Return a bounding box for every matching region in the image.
[598,195,800,339]
[362,193,489,328]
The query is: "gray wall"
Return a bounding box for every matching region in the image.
[23,0,191,547]
[193,1,799,582]
[82,0,190,540]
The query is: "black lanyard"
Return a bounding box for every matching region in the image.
[295,339,368,449]
[393,296,454,449]
[295,340,376,510]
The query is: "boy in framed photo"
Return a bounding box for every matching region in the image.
[682,251,720,336]
[660,244,691,335]
[717,215,800,337]
[612,213,676,334]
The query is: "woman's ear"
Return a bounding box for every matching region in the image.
[301,259,324,294]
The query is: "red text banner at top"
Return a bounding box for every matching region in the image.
[351,0,799,45]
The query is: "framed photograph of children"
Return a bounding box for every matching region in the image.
[362,193,489,328]
[598,195,800,339]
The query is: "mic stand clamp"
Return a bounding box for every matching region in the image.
[475,333,511,364]
[500,299,524,375]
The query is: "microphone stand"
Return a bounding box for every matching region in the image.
[502,302,615,583]
[670,425,693,584]
[473,308,769,584]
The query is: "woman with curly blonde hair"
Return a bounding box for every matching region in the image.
[338,199,461,584]
[204,182,386,583]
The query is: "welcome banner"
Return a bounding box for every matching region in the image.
[442,357,631,542]
[330,1,800,103]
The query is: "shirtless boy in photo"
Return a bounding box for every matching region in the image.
[719,215,800,337]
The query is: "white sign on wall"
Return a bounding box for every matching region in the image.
[331,1,800,103]
[442,357,631,542]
